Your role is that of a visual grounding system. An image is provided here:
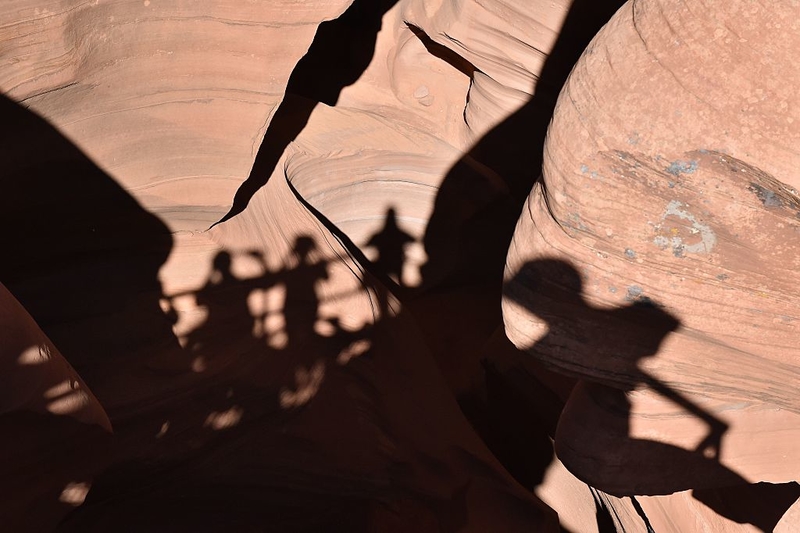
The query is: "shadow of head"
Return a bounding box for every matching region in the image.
[506,259,681,369]
[293,236,317,262]
[213,250,232,270]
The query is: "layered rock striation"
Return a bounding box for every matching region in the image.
[2,0,799,531]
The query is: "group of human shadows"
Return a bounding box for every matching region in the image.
[160,208,409,408]
[5,0,799,526]
[181,204,798,531]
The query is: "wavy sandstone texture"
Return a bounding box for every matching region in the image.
[503,0,800,529]
[1,0,798,531]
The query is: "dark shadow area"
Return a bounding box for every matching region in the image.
[0,93,374,531]
[165,249,274,376]
[480,359,558,492]
[365,207,415,318]
[395,2,798,529]
[0,411,113,532]
[283,177,412,307]
[60,453,387,532]
[1,1,625,528]
[506,258,800,531]
[592,490,619,533]
[0,93,180,530]
[52,189,560,530]
[56,231,401,530]
[406,24,477,79]
[216,0,399,225]
[148,235,364,417]
[629,496,656,533]
[280,236,330,351]
[365,208,414,288]
[395,0,630,520]
[6,0,797,529]
[419,0,628,291]
[693,482,800,532]
[403,6,630,497]
[0,93,179,407]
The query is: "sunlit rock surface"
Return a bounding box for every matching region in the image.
[2,0,798,530]
[503,0,800,530]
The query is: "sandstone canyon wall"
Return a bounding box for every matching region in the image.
[1,0,798,531]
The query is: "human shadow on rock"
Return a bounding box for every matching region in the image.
[365,208,414,289]
[404,0,627,515]
[506,258,799,531]
[155,236,345,424]
[217,0,398,224]
[166,249,275,377]
[364,207,415,318]
[0,94,180,409]
[419,0,627,291]
[60,235,486,531]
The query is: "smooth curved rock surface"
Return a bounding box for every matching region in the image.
[2,0,571,530]
[503,0,800,506]
[4,0,799,530]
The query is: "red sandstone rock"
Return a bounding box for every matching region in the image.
[503,0,800,527]
[1,0,567,529]
[4,0,798,530]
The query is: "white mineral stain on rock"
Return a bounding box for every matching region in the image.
[413,85,434,106]
[413,85,429,98]
[653,200,717,256]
